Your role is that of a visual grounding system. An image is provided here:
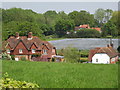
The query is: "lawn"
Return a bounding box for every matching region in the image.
[2,60,118,88]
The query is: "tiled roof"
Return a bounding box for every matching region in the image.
[88,46,118,61]
[79,24,90,28]
[4,35,55,50]
[92,27,101,31]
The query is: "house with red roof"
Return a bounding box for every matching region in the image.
[79,24,90,29]
[88,44,118,64]
[74,24,101,33]
[3,32,56,61]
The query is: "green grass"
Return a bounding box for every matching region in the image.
[2,60,118,88]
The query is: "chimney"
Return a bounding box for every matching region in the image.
[28,32,33,38]
[107,44,113,48]
[110,43,113,48]
[27,32,33,40]
[15,32,19,39]
[107,44,109,47]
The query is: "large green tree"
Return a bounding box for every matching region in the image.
[69,10,96,27]
[55,19,75,37]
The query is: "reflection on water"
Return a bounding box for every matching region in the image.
[49,38,119,50]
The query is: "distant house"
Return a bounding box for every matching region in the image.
[3,32,57,61]
[88,44,118,64]
[79,24,90,29]
[74,24,101,33]
[75,24,90,30]
[91,27,101,33]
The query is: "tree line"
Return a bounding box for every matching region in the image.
[2,8,119,40]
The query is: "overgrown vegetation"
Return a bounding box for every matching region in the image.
[0,72,39,88]
[2,60,118,88]
[57,48,89,63]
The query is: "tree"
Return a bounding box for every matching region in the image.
[117,46,120,53]
[69,10,96,26]
[102,20,117,37]
[58,11,69,20]
[44,10,58,25]
[63,47,80,63]
[39,24,55,36]
[55,19,75,37]
[76,29,101,38]
[110,11,120,36]
[94,8,105,25]
[104,9,113,23]
[102,11,119,37]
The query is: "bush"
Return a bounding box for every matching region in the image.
[0,72,39,88]
[10,55,15,60]
[31,53,41,57]
[62,47,80,63]
[2,53,12,60]
[76,29,101,38]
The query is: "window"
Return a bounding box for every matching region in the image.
[7,49,10,53]
[19,49,23,53]
[43,49,47,55]
[96,59,98,62]
[32,49,36,53]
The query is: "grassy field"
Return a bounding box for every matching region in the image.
[2,60,118,88]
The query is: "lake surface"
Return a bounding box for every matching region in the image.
[49,38,119,50]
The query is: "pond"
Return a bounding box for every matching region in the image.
[49,38,119,50]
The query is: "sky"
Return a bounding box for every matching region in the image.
[2,2,119,14]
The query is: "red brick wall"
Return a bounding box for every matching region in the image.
[42,45,49,54]
[12,41,29,55]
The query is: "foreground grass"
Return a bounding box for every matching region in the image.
[2,60,118,88]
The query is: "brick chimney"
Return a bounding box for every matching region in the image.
[107,44,113,48]
[28,32,32,38]
[15,32,19,39]
[28,32,33,40]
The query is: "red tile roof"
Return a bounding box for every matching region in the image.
[79,24,90,29]
[88,46,118,61]
[92,27,101,31]
[4,35,55,51]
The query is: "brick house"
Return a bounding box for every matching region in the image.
[3,32,56,61]
[88,44,118,64]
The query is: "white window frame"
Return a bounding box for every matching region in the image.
[32,49,36,53]
[7,49,10,53]
[43,49,47,54]
[19,49,23,53]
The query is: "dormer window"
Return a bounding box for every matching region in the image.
[43,49,47,55]
[19,49,23,53]
[7,49,10,53]
[32,49,36,53]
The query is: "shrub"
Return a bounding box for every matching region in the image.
[62,47,80,63]
[10,55,15,60]
[31,53,41,57]
[0,72,39,88]
[76,29,101,38]
[2,53,12,60]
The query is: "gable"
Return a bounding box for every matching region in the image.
[30,43,38,49]
[5,43,12,49]
[42,44,49,50]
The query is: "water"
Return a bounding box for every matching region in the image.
[49,38,119,50]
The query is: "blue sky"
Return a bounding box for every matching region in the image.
[2,2,118,14]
